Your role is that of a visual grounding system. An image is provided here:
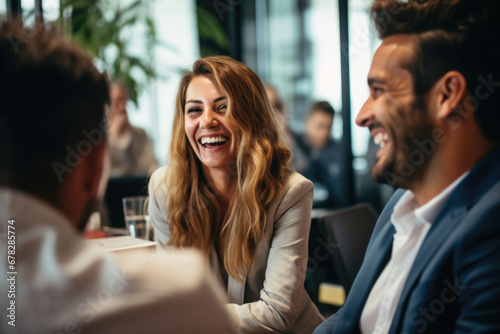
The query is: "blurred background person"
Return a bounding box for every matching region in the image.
[265,83,286,125]
[265,83,294,144]
[108,81,158,178]
[149,56,324,333]
[265,83,310,178]
[294,101,343,208]
[101,81,160,228]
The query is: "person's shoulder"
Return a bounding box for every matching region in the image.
[87,250,236,334]
[285,171,314,191]
[294,132,309,151]
[275,172,314,209]
[269,172,314,226]
[452,148,500,232]
[113,250,231,322]
[130,126,153,141]
[148,166,168,200]
[150,166,167,186]
[322,139,342,154]
[131,125,147,135]
[457,180,500,233]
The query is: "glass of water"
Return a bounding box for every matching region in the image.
[122,196,150,240]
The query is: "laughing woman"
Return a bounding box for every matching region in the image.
[148,56,324,333]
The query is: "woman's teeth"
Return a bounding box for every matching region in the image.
[200,136,228,146]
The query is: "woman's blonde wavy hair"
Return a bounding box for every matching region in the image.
[164,56,293,281]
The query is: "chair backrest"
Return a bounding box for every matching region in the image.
[103,175,149,228]
[322,203,378,294]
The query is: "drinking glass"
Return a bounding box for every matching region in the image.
[122,196,150,240]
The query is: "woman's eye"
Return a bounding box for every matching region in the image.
[218,104,227,110]
[186,107,201,113]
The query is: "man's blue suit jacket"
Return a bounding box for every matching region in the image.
[314,147,500,334]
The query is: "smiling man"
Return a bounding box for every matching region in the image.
[314,0,500,333]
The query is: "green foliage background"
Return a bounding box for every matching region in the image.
[57,0,230,106]
[58,0,155,105]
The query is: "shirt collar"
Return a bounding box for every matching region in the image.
[414,172,469,224]
[391,171,469,234]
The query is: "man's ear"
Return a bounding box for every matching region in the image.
[434,71,468,122]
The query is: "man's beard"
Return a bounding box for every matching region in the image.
[77,196,100,233]
[372,96,435,189]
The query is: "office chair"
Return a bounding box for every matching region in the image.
[322,203,378,295]
[103,175,149,228]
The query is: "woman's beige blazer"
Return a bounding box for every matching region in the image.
[148,167,324,333]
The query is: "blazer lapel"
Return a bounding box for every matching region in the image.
[209,246,247,304]
[227,274,247,304]
[225,209,275,305]
[209,247,225,286]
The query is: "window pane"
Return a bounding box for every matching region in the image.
[43,0,60,22]
[348,0,380,157]
[245,0,342,136]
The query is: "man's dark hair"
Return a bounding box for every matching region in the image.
[0,18,110,198]
[309,101,335,117]
[371,0,500,142]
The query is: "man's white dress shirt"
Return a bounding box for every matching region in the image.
[360,173,468,334]
[0,187,235,334]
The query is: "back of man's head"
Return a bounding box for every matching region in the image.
[0,18,109,201]
[371,0,500,143]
